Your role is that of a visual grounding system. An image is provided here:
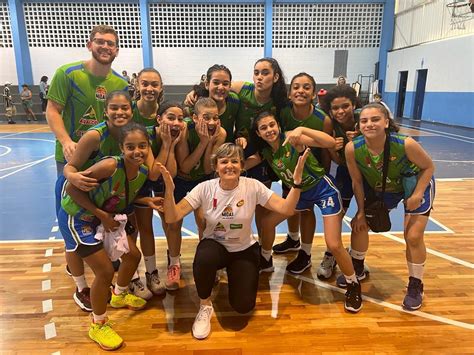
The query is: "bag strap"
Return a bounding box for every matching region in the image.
[122,157,130,206]
[380,132,391,198]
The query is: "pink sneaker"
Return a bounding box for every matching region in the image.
[165,264,181,291]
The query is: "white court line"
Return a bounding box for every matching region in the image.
[42,280,51,291]
[51,226,59,233]
[0,137,55,143]
[44,322,57,339]
[0,145,12,157]
[51,352,61,355]
[42,299,53,313]
[49,236,56,240]
[290,273,474,330]
[0,126,51,139]
[45,249,53,257]
[0,155,54,179]
[437,177,473,181]
[433,159,474,163]
[43,263,51,272]
[381,232,474,269]
[399,123,474,143]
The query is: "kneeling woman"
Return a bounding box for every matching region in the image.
[158,143,308,340]
[58,123,155,350]
[345,103,435,311]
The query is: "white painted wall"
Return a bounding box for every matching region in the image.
[152,48,263,85]
[274,48,379,85]
[0,49,18,84]
[26,48,143,84]
[386,34,474,93]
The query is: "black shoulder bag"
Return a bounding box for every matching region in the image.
[364,133,392,233]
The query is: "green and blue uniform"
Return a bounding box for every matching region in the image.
[58,157,149,251]
[261,137,342,215]
[132,101,158,127]
[47,61,128,164]
[353,133,435,214]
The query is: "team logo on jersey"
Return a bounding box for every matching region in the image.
[390,155,397,162]
[96,86,107,101]
[285,151,291,158]
[79,106,99,126]
[222,205,234,218]
[236,199,244,207]
[276,159,284,169]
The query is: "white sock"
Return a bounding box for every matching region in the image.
[114,284,128,295]
[92,312,107,324]
[407,261,425,281]
[132,270,140,281]
[72,275,88,292]
[261,248,272,261]
[344,273,358,284]
[300,242,312,256]
[288,231,300,241]
[144,255,157,274]
[169,255,180,266]
[350,249,366,261]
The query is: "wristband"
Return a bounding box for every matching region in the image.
[293,183,303,189]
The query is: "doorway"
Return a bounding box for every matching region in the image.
[396,71,408,118]
[413,69,428,120]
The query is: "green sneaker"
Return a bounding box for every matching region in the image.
[89,321,123,351]
[110,291,147,310]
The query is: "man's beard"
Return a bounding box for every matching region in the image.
[92,49,116,65]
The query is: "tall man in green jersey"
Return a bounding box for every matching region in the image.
[46,25,128,311]
[47,25,128,175]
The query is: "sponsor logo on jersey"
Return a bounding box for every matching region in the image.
[285,151,291,158]
[80,215,95,222]
[236,199,244,207]
[230,223,242,230]
[213,222,226,232]
[96,86,107,101]
[222,205,234,218]
[79,106,99,126]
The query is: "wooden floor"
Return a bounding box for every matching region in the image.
[0,179,473,354]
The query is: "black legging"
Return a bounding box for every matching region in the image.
[193,239,260,314]
[40,93,47,112]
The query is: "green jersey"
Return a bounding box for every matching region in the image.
[47,61,128,163]
[132,101,158,126]
[353,133,420,193]
[261,137,325,192]
[220,92,240,142]
[280,104,326,132]
[81,122,123,170]
[235,82,276,139]
[146,125,162,157]
[61,156,148,218]
[332,109,361,165]
[179,118,207,181]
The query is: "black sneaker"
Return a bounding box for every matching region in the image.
[286,250,311,274]
[336,258,369,287]
[272,235,301,254]
[73,287,92,312]
[345,281,363,313]
[259,255,275,273]
[402,277,424,311]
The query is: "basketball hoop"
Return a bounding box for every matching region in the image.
[446,0,473,29]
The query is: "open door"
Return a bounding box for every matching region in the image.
[396,71,408,118]
[413,69,428,120]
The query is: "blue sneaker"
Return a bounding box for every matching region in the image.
[402,277,424,311]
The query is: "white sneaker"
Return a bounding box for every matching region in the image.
[129,277,153,300]
[146,270,166,296]
[317,252,337,279]
[192,304,213,340]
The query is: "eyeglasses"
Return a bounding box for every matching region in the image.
[92,38,117,48]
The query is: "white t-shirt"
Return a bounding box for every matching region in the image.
[184,177,273,252]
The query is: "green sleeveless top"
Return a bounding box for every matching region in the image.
[332,109,361,165]
[178,118,207,181]
[235,82,276,139]
[280,104,326,131]
[261,136,325,192]
[146,125,163,157]
[61,156,149,218]
[82,122,122,170]
[132,101,158,127]
[220,92,240,143]
[353,133,420,193]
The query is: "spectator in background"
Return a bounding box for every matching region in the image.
[122,70,131,83]
[129,72,138,99]
[39,76,48,112]
[373,93,394,119]
[3,82,16,124]
[20,84,37,122]
[337,75,347,86]
[316,88,327,109]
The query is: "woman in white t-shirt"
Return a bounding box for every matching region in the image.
[158,143,309,340]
